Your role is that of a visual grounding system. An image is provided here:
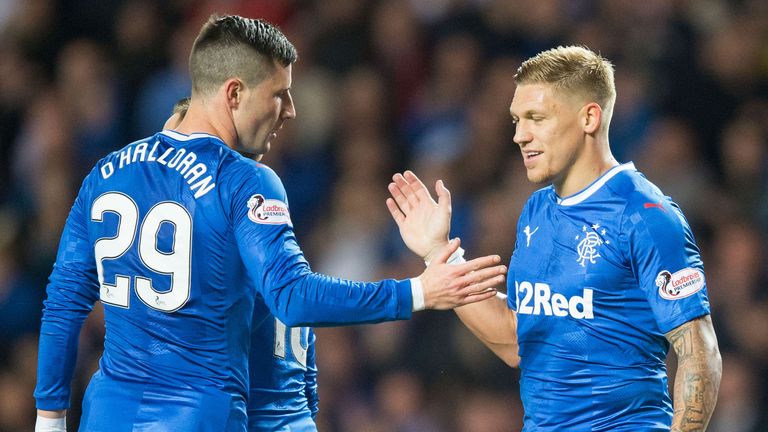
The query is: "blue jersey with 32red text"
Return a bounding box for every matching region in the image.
[34,130,413,432]
[507,162,710,432]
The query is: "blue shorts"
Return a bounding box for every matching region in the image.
[79,370,246,431]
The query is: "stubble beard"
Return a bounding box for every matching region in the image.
[526,167,553,185]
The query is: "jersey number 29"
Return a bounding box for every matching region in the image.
[91,192,191,312]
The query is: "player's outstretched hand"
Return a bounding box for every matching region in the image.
[387,170,451,262]
[420,238,505,309]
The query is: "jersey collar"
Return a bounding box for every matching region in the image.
[160,130,227,147]
[556,162,636,206]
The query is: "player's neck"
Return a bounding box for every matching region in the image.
[554,147,618,198]
[174,101,237,148]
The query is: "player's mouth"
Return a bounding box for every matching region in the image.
[523,151,542,168]
[269,123,285,141]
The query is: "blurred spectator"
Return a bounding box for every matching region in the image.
[630,116,718,228]
[0,41,44,203]
[717,102,768,221]
[456,389,523,432]
[609,68,656,162]
[0,213,43,358]
[373,370,441,432]
[708,353,765,432]
[56,38,127,174]
[370,0,427,120]
[133,21,195,139]
[404,32,481,167]
[10,90,75,266]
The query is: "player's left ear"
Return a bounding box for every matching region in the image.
[582,102,602,134]
[224,78,244,109]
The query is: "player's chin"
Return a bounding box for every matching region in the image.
[526,169,550,184]
[236,139,269,157]
[251,138,270,155]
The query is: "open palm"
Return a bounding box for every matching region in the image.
[386,171,452,261]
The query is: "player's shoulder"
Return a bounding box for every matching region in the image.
[530,184,554,201]
[216,154,288,208]
[607,165,662,200]
[95,134,157,168]
[609,166,687,231]
[83,134,159,186]
[515,186,554,228]
[221,154,283,188]
[523,185,555,212]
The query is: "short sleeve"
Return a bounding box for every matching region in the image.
[625,200,710,334]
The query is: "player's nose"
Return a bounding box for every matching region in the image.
[513,123,532,146]
[282,91,296,120]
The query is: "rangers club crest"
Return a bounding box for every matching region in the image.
[575,224,610,267]
[247,194,291,225]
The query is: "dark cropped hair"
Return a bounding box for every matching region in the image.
[189,15,297,96]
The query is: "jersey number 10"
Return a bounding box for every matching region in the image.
[274,318,309,368]
[91,192,192,313]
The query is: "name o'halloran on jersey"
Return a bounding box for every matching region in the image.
[99,131,216,199]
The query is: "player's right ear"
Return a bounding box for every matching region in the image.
[581,102,602,134]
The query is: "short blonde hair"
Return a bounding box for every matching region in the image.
[515,46,616,127]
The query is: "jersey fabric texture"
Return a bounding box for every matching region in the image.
[247,297,318,432]
[507,162,710,431]
[34,130,412,431]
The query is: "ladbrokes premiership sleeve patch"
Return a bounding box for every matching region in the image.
[247,194,291,225]
[655,268,705,300]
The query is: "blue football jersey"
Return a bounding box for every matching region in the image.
[34,131,413,431]
[248,296,318,432]
[507,163,710,431]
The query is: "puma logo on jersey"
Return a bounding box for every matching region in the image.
[523,225,539,247]
[644,202,667,212]
[516,281,594,319]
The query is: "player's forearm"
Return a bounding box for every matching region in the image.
[37,409,66,418]
[35,306,91,409]
[265,271,413,327]
[667,316,722,432]
[454,294,520,367]
[670,350,721,431]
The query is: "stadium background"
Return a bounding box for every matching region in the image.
[0,0,767,430]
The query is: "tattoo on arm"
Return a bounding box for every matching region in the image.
[666,315,722,432]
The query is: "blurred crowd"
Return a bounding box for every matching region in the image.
[0,0,767,431]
